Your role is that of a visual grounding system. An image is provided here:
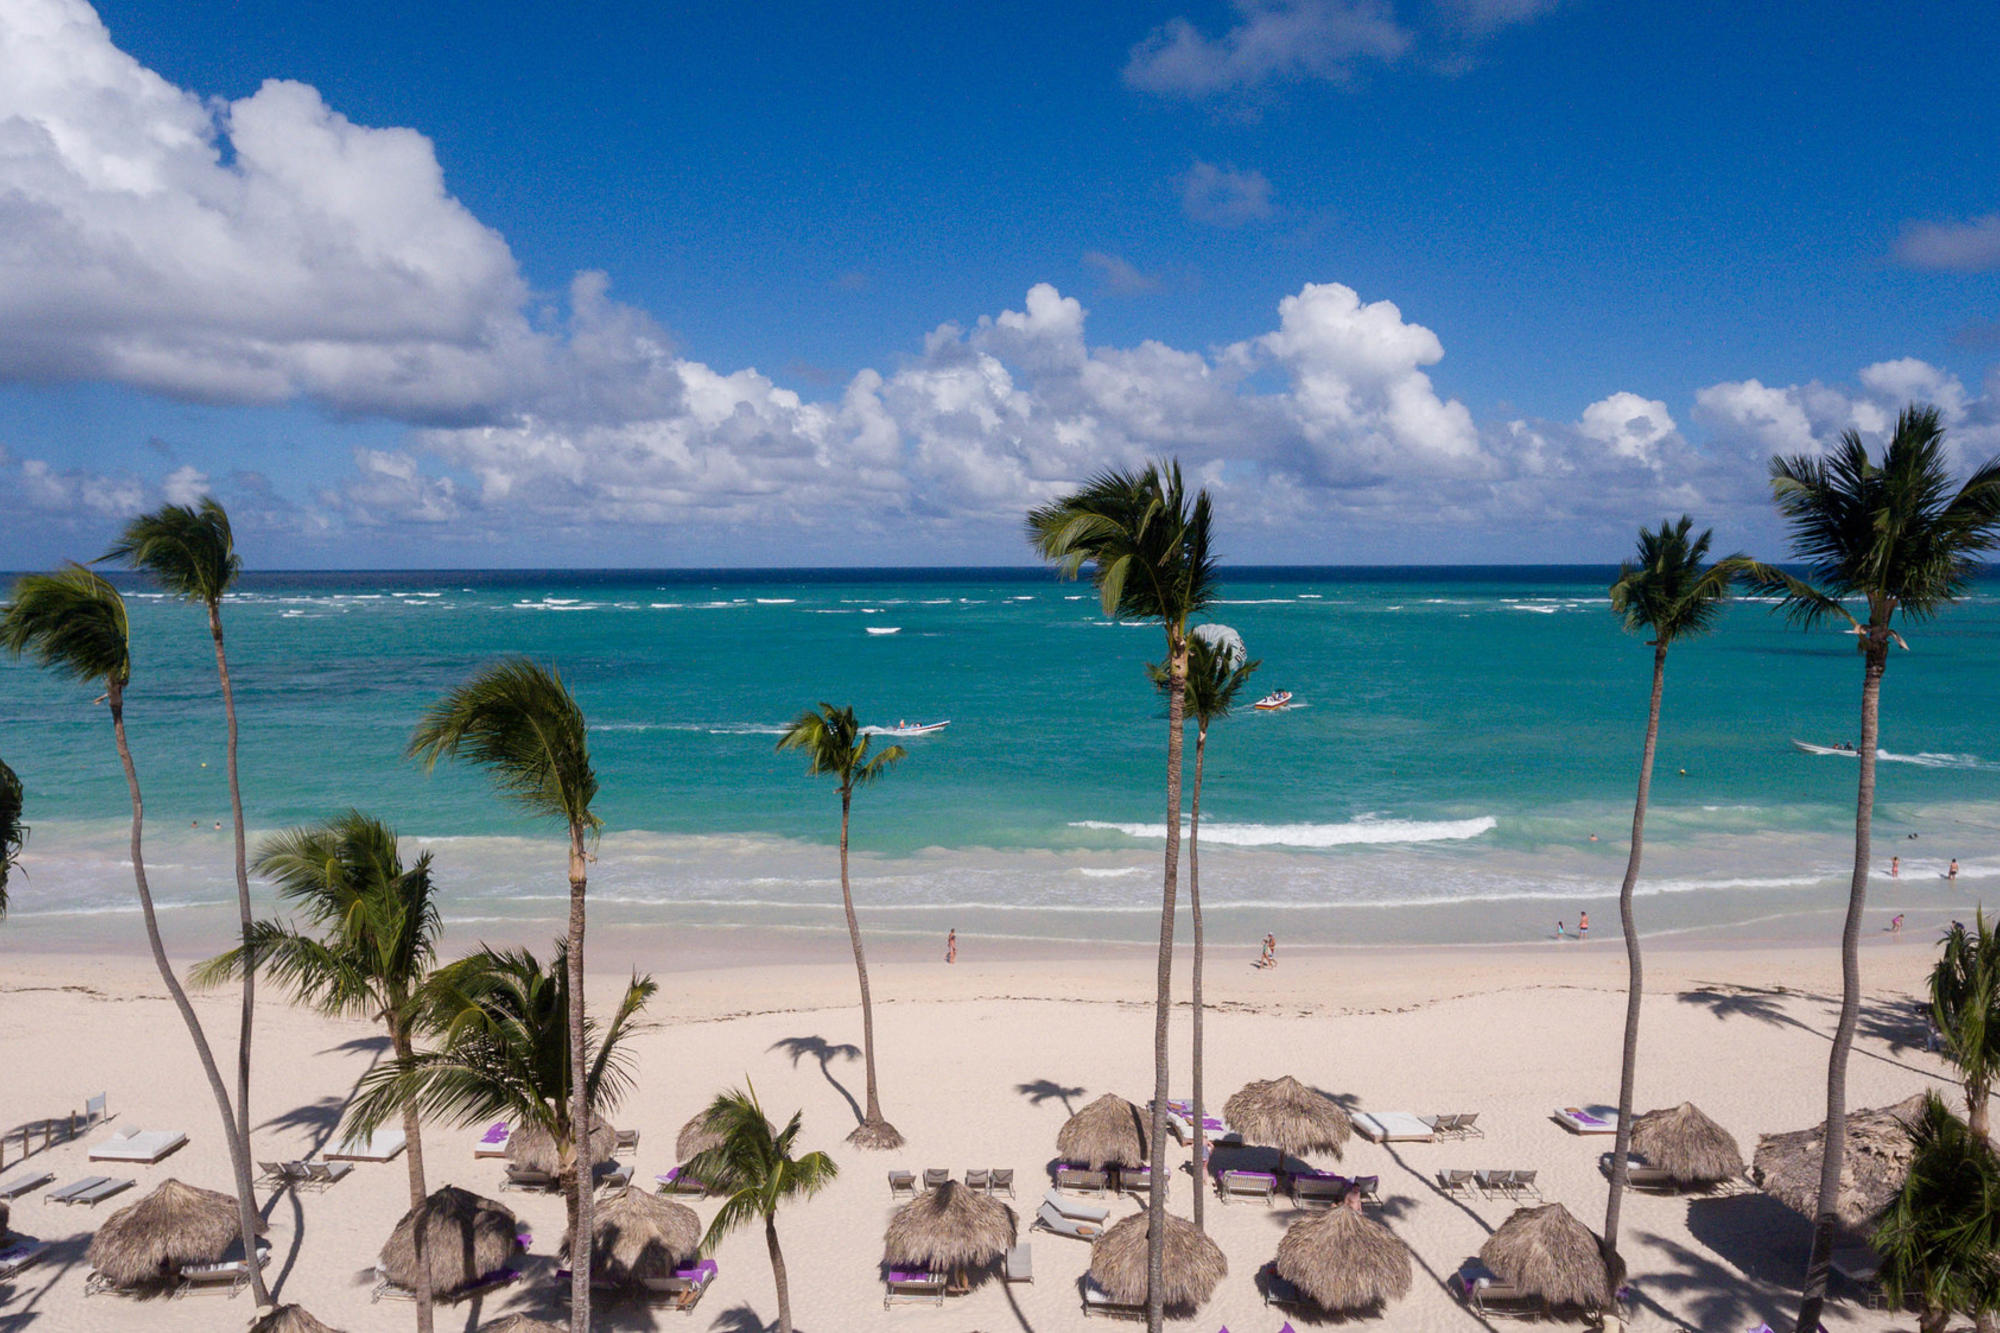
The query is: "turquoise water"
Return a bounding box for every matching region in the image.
[3,567,1997,946]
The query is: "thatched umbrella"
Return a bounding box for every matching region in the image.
[884,1181,1016,1287]
[561,1185,700,1284]
[1089,1211,1227,1310]
[248,1305,343,1333]
[380,1186,521,1296]
[1754,1092,1925,1233]
[1224,1076,1352,1158]
[677,1107,725,1161]
[1632,1101,1745,1186]
[87,1178,266,1289]
[507,1118,619,1175]
[478,1318,566,1333]
[1274,1206,1412,1312]
[1479,1204,1614,1310]
[1057,1093,1148,1170]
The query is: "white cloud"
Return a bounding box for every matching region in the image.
[1125,0,1411,97]
[159,464,209,506]
[1694,359,1996,470]
[1893,214,2000,273]
[1082,251,1162,295]
[1577,392,1676,465]
[1180,161,1274,227]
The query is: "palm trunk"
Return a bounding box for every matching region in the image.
[1971,1082,1990,1142]
[766,1213,793,1333]
[1145,638,1189,1333]
[391,1022,434,1333]
[1604,646,1666,1271]
[1189,720,1208,1234]
[566,825,592,1333]
[208,604,256,1172]
[106,681,268,1304]
[841,786,902,1148]
[1796,639,1886,1333]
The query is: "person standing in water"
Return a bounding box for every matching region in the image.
[1891,855,1900,878]
[945,928,956,964]
[1950,859,1959,884]
[1578,910,1589,940]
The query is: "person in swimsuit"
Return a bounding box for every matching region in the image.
[945,928,956,964]
[1891,855,1899,878]
[1950,859,1960,884]
[1578,911,1589,940]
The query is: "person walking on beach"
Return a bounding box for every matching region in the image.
[1264,932,1278,967]
[945,928,956,964]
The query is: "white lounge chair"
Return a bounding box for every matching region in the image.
[89,1129,187,1163]
[325,1128,407,1161]
[1005,1242,1033,1283]
[299,1160,353,1191]
[1352,1110,1436,1142]
[1034,1201,1104,1241]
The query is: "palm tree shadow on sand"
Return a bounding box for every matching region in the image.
[708,1300,805,1333]
[769,1035,863,1126]
[1015,1079,1086,1116]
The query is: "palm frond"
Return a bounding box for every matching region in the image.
[0,757,24,914]
[1,564,131,687]
[1606,516,1753,646]
[777,703,905,793]
[1872,1092,2000,1319]
[100,499,239,606]
[684,1083,837,1251]
[1024,460,1218,631]
[408,658,599,829]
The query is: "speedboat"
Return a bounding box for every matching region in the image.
[861,720,951,737]
[1252,691,1293,711]
[1792,740,1869,757]
[865,626,901,636]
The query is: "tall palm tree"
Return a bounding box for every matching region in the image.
[1756,404,2000,1333]
[0,757,24,917]
[1931,911,2000,1141]
[349,943,654,1265]
[683,1083,838,1333]
[1873,1092,2000,1333]
[776,702,908,1148]
[0,565,267,1302]
[104,500,258,1157]
[407,659,602,1328]
[1028,460,1216,1330]
[1600,518,1744,1288]
[192,811,446,1332]
[1149,629,1258,1233]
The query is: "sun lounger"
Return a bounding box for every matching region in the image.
[1116,1164,1155,1196]
[174,1243,270,1298]
[84,1093,113,1127]
[0,1240,49,1280]
[89,1129,187,1163]
[1352,1110,1436,1142]
[1258,1260,1310,1309]
[326,1128,407,1161]
[256,1160,292,1187]
[0,1167,56,1200]
[1081,1274,1146,1319]
[614,1128,640,1151]
[1554,1105,1619,1135]
[884,1268,947,1308]
[1437,1167,1477,1194]
[373,1261,522,1305]
[1034,1202,1106,1241]
[1043,1187,1109,1222]
[1831,1246,1885,1308]
[657,1165,708,1196]
[472,1121,512,1158]
[888,1169,917,1199]
[1290,1173,1348,1208]
[1352,1174,1382,1207]
[640,1257,717,1311]
[964,1168,990,1192]
[1055,1163,1108,1195]
[923,1167,950,1189]
[1005,1241,1033,1283]
[501,1164,559,1192]
[597,1162,635,1191]
[1451,1259,1538,1317]
[300,1160,353,1192]
[48,1176,133,1207]
[990,1167,1015,1197]
[1217,1168,1278,1205]
[1599,1151,1680,1193]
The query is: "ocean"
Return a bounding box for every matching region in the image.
[2,567,1996,950]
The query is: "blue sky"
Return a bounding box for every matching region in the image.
[3,0,1997,566]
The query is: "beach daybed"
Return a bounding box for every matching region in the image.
[89,1129,187,1163]
[327,1129,407,1161]
[1081,1273,1146,1319]
[47,1176,134,1207]
[1353,1111,1435,1142]
[1598,1152,1680,1193]
[1290,1171,1348,1209]
[883,1268,947,1308]
[1217,1168,1278,1205]
[1005,1242,1033,1283]
[472,1122,511,1158]
[1450,1259,1538,1317]
[640,1257,717,1311]
[1554,1105,1619,1135]
[0,1168,56,1201]
[0,1239,49,1280]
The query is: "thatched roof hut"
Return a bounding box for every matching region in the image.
[1089,1211,1227,1310]
[86,1179,264,1289]
[379,1186,521,1296]
[1633,1101,1745,1185]
[1274,1207,1412,1312]
[561,1185,700,1284]
[1223,1076,1352,1158]
[677,1107,725,1161]
[248,1305,343,1333]
[883,1181,1017,1272]
[478,1318,566,1333]
[1056,1094,1148,1170]
[1479,1204,1614,1310]
[1754,1092,1925,1233]
[507,1118,619,1175]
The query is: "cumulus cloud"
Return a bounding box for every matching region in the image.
[1695,358,1998,469]
[1893,214,2000,273]
[1180,161,1274,226]
[1126,0,1409,97]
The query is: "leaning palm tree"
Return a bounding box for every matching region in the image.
[776,702,907,1149]
[408,658,601,1328]
[1029,459,1216,1332]
[0,565,267,1302]
[1601,517,1744,1290]
[1873,1092,2000,1333]
[192,811,446,1332]
[683,1083,837,1333]
[1756,404,2000,1333]
[104,500,258,1159]
[1931,911,2000,1142]
[349,942,653,1288]
[1149,629,1258,1233]
[0,757,24,917]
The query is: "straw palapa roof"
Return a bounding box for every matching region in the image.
[507,1117,618,1175]
[677,1107,725,1161]
[1632,1101,1745,1185]
[379,1185,520,1295]
[1223,1076,1352,1157]
[1089,1211,1227,1309]
[883,1181,1017,1271]
[1056,1093,1148,1170]
[1275,1207,1412,1311]
[1753,1092,1925,1232]
[248,1305,343,1333]
[87,1178,264,1289]
[561,1185,700,1283]
[1480,1204,1613,1309]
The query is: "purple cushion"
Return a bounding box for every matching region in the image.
[479,1122,509,1142]
[886,1269,937,1284]
[673,1258,718,1283]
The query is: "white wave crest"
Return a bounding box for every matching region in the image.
[1071,816,1498,847]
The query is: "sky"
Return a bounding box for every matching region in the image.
[1,0,1997,568]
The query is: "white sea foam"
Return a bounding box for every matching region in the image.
[1077,867,1146,878]
[1071,816,1499,847]
[755,598,796,604]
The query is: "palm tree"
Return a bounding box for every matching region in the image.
[1149,629,1258,1233]
[1028,460,1216,1331]
[349,943,654,1269]
[776,702,908,1149]
[0,564,267,1302]
[192,811,445,1332]
[1600,518,1744,1287]
[104,500,257,1158]
[1931,911,2000,1141]
[683,1083,838,1333]
[1873,1092,2000,1333]
[0,757,24,917]
[1756,404,2000,1333]
[407,658,602,1328]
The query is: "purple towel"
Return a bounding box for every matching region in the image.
[479,1122,508,1143]
[674,1258,718,1283]
[886,1269,937,1284]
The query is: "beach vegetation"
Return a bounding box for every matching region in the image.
[1931,910,2000,1141]
[1873,1091,2000,1333]
[0,756,23,916]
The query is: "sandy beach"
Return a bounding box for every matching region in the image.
[0,914,1963,1332]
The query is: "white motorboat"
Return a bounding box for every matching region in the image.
[865,626,901,636]
[861,720,950,737]
[1792,740,1870,757]
[1252,691,1294,711]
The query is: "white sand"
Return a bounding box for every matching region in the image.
[0,931,1956,1331]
